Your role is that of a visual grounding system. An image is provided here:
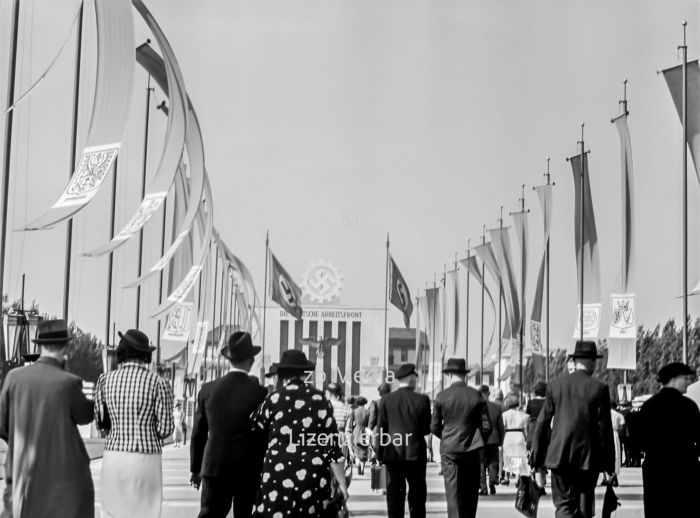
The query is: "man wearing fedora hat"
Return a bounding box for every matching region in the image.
[531,340,615,518]
[638,362,700,517]
[431,358,492,518]
[190,331,267,518]
[0,319,95,518]
[377,363,431,518]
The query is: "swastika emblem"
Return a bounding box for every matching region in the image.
[301,260,343,303]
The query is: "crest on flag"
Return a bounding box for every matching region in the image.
[389,256,413,328]
[162,303,193,342]
[193,321,209,353]
[610,294,636,339]
[270,251,303,320]
[573,303,602,339]
[530,321,542,356]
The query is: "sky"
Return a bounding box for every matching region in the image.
[1,0,700,363]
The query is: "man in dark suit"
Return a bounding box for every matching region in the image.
[377,363,431,518]
[430,359,492,518]
[478,384,504,496]
[190,331,268,518]
[531,341,615,518]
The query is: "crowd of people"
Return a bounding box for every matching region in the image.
[0,319,698,518]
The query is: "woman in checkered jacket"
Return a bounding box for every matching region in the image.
[94,329,175,518]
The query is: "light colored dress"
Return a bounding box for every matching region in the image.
[611,409,626,475]
[173,408,184,443]
[502,408,530,476]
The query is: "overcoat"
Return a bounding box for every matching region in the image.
[0,357,94,518]
[377,386,431,463]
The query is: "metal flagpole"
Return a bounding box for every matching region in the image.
[63,2,85,321]
[211,244,219,381]
[218,258,226,377]
[384,236,391,374]
[579,124,585,342]
[681,22,689,363]
[136,75,154,329]
[480,226,486,385]
[155,197,167,366]
[466,239,470,366]
[431,276,436,400]
[442,263,447,391]
[415,291,420,390]
[514,185,528,404]
[544,158,553,381]
[105,157,118,353]
[498,207,503,386]
[0,0,21,357]
[261,231,269,382]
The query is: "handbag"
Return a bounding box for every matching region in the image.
[371,464,386,491]
[602,485,620,518]
[514,475,541,518]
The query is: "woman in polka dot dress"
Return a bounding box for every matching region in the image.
[253,350,349,517]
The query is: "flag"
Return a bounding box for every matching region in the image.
[444,270,460,355]
[488,227,520,357]
[608,294,637,369]
[512,211,529,355]
[530,184,553,378]
[573,303,602,340]
[425,287,443,398]
[269,250,303,320]
[162,302,194,342]
[569,153,602,339]
[461,256,496,353]
[389,256,413,328]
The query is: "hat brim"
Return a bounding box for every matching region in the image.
[222,345,261,361]
[568,353,603,360]
[276,361,315,373]
[32,336,73,345]
[396,370,418,379]
[119,332,156,352]
[442,368,470,374]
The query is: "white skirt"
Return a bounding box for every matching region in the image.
[100,451,162,518]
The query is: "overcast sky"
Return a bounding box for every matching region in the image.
[1,0,699,361]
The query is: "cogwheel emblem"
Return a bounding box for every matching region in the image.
[301,260,343,304]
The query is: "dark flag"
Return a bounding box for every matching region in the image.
[269,250,303,320]
[389,255,413,328]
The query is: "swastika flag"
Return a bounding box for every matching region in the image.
[389,255,413,328]
[269,250,304,320]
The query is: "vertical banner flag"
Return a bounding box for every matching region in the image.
[488,228,520,359]
[573,303,602,339]
[512,211,529,355]
[389,256,414,328]
[425,287,443,398]
[417,294,429,392]
[444,270,460,355]
[462,256,496,353]
[608,110,637,369]
[162,302,194,342]
[269,250,303,320]
[530,184,553,378]
[569,153,602,340]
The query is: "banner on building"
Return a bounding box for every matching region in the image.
[162,303,193,342]
[573,303,602,340]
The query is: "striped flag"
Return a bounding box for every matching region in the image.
[389,255,413,328]
[269,250,303,320]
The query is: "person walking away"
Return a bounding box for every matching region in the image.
[253,350,349,517]
[492,388,508,485]
[430,359,491,518]
[189,331,268,518]
[0,319,94,518]
[530,340,615,518]
[346,396,371,475]
[94,329,175,518]
[368,383,392,465]
[478,385,504,496]
[173,403,185,447]
[378,363,431,518]
[526,381,547,490]
[502,395,529,483]
[604,402,625,487]
[639,362,700,518]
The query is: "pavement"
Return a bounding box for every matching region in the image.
[89,445,645,517]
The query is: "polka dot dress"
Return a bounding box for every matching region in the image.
[253,379,344,517]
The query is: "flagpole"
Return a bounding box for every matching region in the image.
[544,158,553,381]
[680,22,689,363]
[155,195,167,366]
[415,290,420,390]
[516,185,528,404]
[466,239,471,366]
[480,226,486,385]
[218,257,226,378]
[63,1,85,322]
[498,207,503,388]
[261,231,269,382]
[105,157,118,353]
[442,262,447,391]
[211,244,219,381]
[579,124,585,343]
[384,233,390,378]
[431,276,437,400]
[0,0,20,357]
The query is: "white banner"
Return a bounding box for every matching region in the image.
[617,383,633,404]
[530,321,542,356]
[52,143,121,208]
[162,303,193,342]
[573,303,602,339]
[113,192,168,241]
[609,294,636,339]
[193,321,209,353]
[168,264,204,303]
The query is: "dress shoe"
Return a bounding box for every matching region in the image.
[489,486,496,496]
[478,489,488,496]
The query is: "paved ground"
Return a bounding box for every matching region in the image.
[90,446,644,517]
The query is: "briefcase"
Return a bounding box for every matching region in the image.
[370,465,386,491]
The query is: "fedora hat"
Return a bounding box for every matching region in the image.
[276,349,315,373]
[568,340,603,360]
[442,358,470,374]
[221,331,261,362]
[118,329,155,353]
[264,363,279,378]
[32,319,73,345]
[395,363,418,380]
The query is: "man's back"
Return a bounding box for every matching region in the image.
[377,387,431,463]
[190,371,267,476]
[430,382,491,453]
[532,370,614,472]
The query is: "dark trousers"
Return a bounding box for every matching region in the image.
[479,445,500,491]
[550,469,598,518]
[198,471,258,518]
[442,451,482,518]
[385,460,427,518]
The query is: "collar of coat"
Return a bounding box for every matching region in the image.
[36,356,66,369]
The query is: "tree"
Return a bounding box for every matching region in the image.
[65,324,104,383]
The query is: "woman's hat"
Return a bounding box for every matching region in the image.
[568,340,603,360]
[442,358,470,374]
[264,363,278,378]
[657,362,695,384]
[221,331,261,361]
[276,349,315,373]
[118,329,155,353]
[394,363,418,380]
[32,319,73,345]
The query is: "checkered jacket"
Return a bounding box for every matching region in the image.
[94,361,174,453]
